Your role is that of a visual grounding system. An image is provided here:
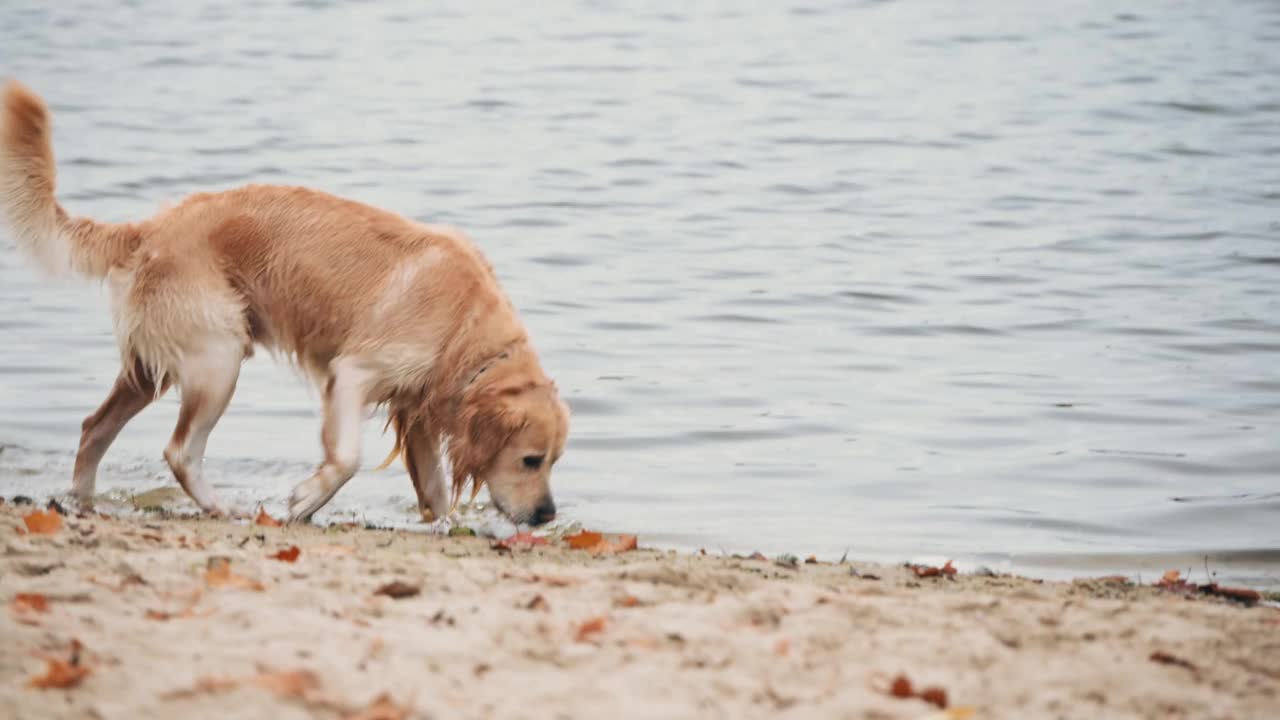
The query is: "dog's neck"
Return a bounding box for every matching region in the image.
[453,339,528,400]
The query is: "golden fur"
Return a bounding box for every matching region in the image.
[0,80,570,525]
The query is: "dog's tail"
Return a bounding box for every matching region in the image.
[0,80,141,278]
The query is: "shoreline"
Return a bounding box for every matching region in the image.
[3,503,1278,719]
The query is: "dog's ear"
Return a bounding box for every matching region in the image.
[449,393,525,502]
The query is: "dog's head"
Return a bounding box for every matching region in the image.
[449,350,570,526]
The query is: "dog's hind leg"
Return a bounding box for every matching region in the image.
[404,424,449,522]
[162,338,243,516]
[72,360,168,505]
[287,356,374,522]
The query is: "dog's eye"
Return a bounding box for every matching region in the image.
[522,454,545,470]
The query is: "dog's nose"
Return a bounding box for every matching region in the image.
[530,498,557,526]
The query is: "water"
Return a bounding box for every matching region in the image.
[2,0,1277,588]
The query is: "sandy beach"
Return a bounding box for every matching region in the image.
[1,502,1277,720]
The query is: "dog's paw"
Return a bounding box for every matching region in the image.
[287,475,332,523]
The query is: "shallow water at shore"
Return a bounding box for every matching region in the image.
[1,0,1278,588]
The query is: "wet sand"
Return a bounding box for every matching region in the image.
[2,503,1277,720]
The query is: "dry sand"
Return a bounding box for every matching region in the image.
[1,502,1277,720]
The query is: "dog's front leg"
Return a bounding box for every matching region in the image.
[287,356,373,522]
[404,425,449,522]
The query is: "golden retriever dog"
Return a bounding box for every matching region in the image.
[0,80,569,526]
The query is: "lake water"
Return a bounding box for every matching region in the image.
[2,0,1277,588]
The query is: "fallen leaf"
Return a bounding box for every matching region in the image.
[12,593,50,614]
[525,594,550,611]
[23,510,63,535]
[920,686,949,709]
[910,561,958,579]
[254,506,283,527]
[204,558,265,592]
[252,668,320,697]
[575,616,607,642]
[270,546,301,563]
[1150,650,1196,671]
[1201,584,1261,606]
[1155,569,1195,594]
[28,639,90,689]
[492,531,549,552]
[563,530,639,555]
[565,530,603,550]
[166,668,321,701]
[879,673,948,709]
[342,693,411,720]
[373,581,420,599]
[889,675,914,699]
[614,595,642,608]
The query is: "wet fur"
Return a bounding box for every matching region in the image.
[0,80,570,523]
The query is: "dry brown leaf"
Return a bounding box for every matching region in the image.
[525,594,550,611]
[910,561,958,579]
[880,673,948,709]
[373,581,420,599]
[614,595,642,608]
[565,530,604,550]
[575,616,608,643]
[252,668,320,697]
[492,532,548,552]
[343,692,412,720]
[13,592,50,615]
[920,686,949,709]
[1153,570,1261,605]
[270,546,301,563]
[28,639,90,689]
[1155,569,1195,593]
[23,510,63,535]
[1201,583,1261,606]
[563,530,638,555]
[204,558,265,591]
[254,506,283,527]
